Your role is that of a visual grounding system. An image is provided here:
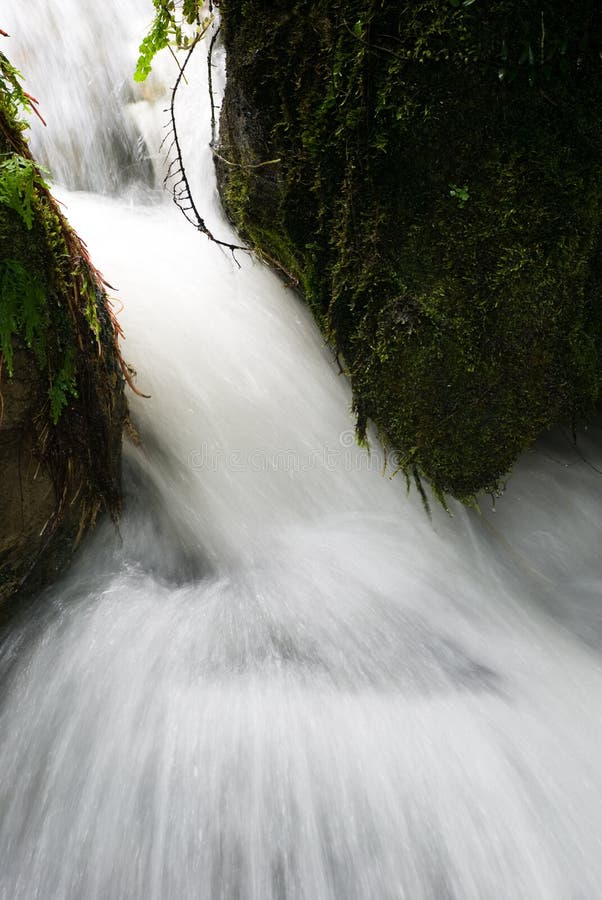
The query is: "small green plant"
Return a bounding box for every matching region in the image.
[81,272,102,348]
[49,348,77,424]
[0,49,44,130]
[0,259,79,423]
[134,0,212,82]
[0,153,48,229]
[449,183,470,207]
[134,4,171,82]
[0,258,47,373]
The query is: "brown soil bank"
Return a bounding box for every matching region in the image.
[216,1,602,504]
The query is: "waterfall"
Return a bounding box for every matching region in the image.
[1,3,602,898]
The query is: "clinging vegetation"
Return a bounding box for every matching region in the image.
[0,38,126,600]
[134,0,214,82]
[0,46,113,422]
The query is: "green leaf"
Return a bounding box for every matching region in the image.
[0,259,47,374]
[0,154,38,229]
[49,348,77,424]
[183,0,198,24]
[134,6,171,82]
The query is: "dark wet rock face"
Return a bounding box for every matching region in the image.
[0,350,56,603]
[216,2,602,502]
[0,343,126,616]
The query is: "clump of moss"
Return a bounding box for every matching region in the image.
[218,0,602,501]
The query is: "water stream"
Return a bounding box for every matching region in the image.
[1,3,602,898]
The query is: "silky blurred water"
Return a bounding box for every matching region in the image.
[1,3,602,898]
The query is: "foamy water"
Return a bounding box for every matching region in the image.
[1,4,602,897]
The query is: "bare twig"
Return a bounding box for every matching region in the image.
[207,24,221,146]
[22,90,47,126]
[211,146,281,169]
[164,28,248,255]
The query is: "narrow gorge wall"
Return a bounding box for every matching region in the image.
[217,1,602,501]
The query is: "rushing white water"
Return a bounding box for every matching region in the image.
[2,4,602,898]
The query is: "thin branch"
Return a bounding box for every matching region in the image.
[167,44,187,83]
[22,90,47,126]
[165,30,248,254]
[211,146,281,169]
[207,24,221,146]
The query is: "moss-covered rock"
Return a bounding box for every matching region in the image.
[217,1,602,501]
[0,51,127,614]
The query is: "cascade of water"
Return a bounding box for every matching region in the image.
[2,0,165,193]
[1,4,602,898]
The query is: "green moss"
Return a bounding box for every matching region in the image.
[218,0,602,501]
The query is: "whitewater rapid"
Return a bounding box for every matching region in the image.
[1,3,602,898]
